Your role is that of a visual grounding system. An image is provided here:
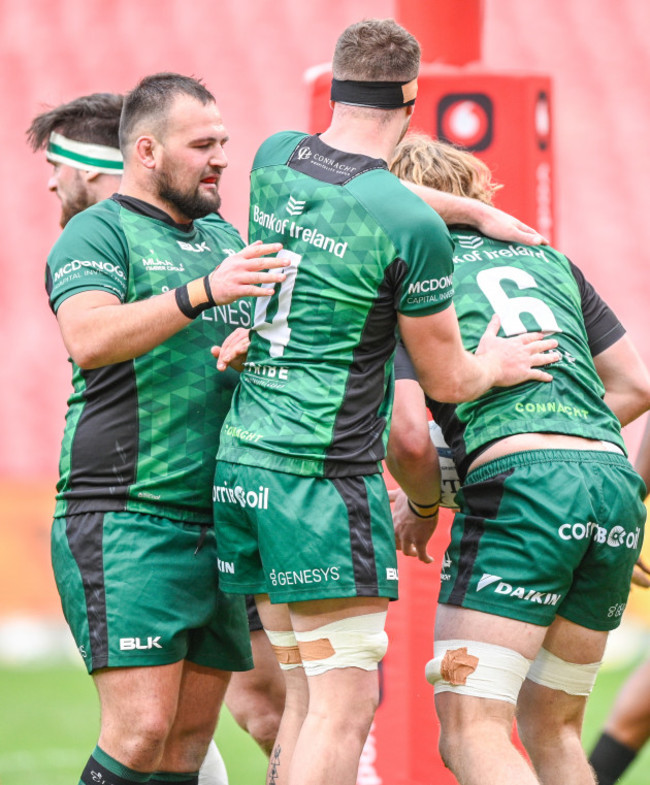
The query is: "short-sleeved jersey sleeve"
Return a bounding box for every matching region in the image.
[46,202,129,311]
[568,260,626,356]
[393,208,454,317]
[346,169,455,318]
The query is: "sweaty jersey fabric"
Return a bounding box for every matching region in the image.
[46,196,249,522]
[217,131,454,477]
[395,227,626,479]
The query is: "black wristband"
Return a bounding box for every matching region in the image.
[407,499,440,519]
[175,275,216,319]
[409,498,441,509]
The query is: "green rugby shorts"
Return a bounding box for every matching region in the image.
[213,462,399,603]
[439,449,646,631]
[51,511,253,673]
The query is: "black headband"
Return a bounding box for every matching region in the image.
[330,78,418,109]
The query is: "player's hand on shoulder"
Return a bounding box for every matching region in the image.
[207,241,286,305]
[477,203,548,247]
[477,315,560,387]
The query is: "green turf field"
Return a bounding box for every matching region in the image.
[0,659,648,785]
[0,663,267,785]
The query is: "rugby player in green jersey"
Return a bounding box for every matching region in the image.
[388,135,650,785]
[28,90,253,785]
[213,19,560,785]
[36,74,287,785]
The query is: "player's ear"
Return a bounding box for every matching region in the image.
[134,135,158,170]
[84,170,101,183]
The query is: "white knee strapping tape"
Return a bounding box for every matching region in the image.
[425,639,532,705]
[294,611,388,677]
[265,628,303,670]
[526,647,601,696]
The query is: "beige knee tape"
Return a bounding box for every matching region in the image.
[426,639,531,705]
[294,611,388,677]
[265,628,303,670]
[526,647,601,696]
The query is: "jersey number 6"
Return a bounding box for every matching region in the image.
[476,266,560,336]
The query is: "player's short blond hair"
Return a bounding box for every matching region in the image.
[389,133,502,205]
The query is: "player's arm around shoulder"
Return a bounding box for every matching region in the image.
[403,180,547,246]
[355,168,453,251]
[382,187,558,401]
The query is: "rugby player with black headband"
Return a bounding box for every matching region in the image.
[213,18,559,785]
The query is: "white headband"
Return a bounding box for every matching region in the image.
[46,131,123,175]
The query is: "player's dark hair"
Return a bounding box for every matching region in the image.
[26,92,123,151]
[119,72,215,151]
[333,18,420,82]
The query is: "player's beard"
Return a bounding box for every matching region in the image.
[60,186,94,228]
[155,167,222,220]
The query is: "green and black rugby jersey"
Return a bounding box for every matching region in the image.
[395,227,627,480]
[218,131,454,477]
[46,195,248,522]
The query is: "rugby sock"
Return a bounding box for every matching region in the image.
[150,737,226,785]
[588,732,637,785]
[79,745,151,784]
[197,739,229,785]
